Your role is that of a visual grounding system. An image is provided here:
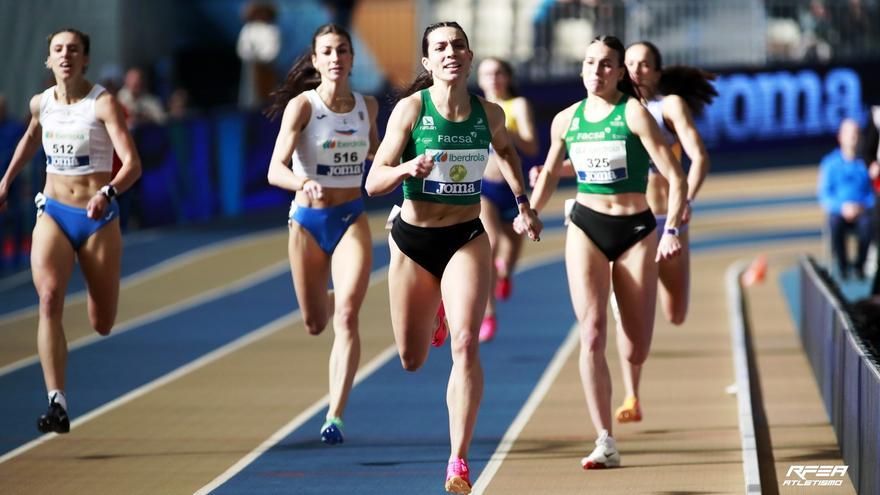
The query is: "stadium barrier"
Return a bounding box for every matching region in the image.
[798,255,880,494]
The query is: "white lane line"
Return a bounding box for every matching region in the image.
[0,266,387,467]
[725,259,762,495]
[0,259,290,378]
[0,228,285,323]
[472,325,579,495]
[194,248,571,494]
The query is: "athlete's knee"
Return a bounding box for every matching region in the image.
[666,302,688,326]
[37,286,65,318]
[624,346,649,365]
[332,306,358,334]
[450,329,478,361]
[399,350,427,372]
[92,319,114,336]
[302,311,329,336]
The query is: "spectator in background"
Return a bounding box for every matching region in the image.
[797,0,836,61]
[818,118,874,281]
[118,67,167,126]
[864,105,880,294]
[167,88,191,120]
[0,94,28,271]
[237,1,280,109]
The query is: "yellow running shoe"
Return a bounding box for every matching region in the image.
[615,396,642,423]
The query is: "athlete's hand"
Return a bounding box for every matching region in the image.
[514,208,543,241]
[407,153,435,179]
[301,178,324,201]
[681,201,692,224]
[86,192,110,220]
[528,165,544,188]
[656,233,682,261]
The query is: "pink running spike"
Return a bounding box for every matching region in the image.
[445,457,472,494]
[478,314,497,343]
[432,303,449,347]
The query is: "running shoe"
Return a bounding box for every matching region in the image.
[615,396,642,423]
[494,276,512,301]
[580,432,620,469]
[445,457,472,494]
[478,314,497,343]
[320,417,345,445]
[37,398,70,434]
[432,303,449,347]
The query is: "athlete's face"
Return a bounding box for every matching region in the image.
[46,32,88,80]
[422,27,472,84]
[582,42,624,96]
[312,33,353,82]
[477,59,510,99]
[625,44,660,95]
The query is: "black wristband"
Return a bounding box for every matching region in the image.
[100,184,117,200]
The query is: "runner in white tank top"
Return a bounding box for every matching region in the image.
[0,28,141,434]
[265,23,379,446]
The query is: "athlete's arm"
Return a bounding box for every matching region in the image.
[663,94,709,203]
[529,103,577,213]
[365,95,380,160]
[627,98,686,261]
[266,94,323,199]
[0,94,42,211]
[89,91,142,218]
[364,95,433,197]
[510,97,539,156]
[485,98,542,240]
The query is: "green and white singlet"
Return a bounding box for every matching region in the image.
[564,95,650,195]
[402,89,492,205]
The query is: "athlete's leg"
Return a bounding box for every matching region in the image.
[565,223,613,436]
[479,197,502,318]
[612,233,659,411]
[30,215,75,393]
[326,215,371,419]
[78,219,122,335]
[442,233,490,462]
[656,229,690,325]
[288,222,332,335]
[388,235,442,371]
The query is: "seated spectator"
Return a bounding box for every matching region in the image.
[818,118,875,280]
[864,105,880,294]
[236,1,280,109]
[118,67,167,127]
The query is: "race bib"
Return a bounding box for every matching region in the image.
[422,148,488,196]
[44,127,90,170]
[569,140,628,184]
[315,135,369,178]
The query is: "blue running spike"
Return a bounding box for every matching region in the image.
[320,417,344,445]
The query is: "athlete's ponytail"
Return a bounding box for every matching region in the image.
[397,21,471,101]
[265,23,353,120]
[658,66,717,117]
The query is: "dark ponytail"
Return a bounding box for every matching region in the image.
[397,21,470,101]
[658,66,717,117]
[629,41,717,117]
[590,35,641,101]
[265,23,353,120]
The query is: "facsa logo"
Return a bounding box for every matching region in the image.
[438,134,473,144]
[783,465,848,487]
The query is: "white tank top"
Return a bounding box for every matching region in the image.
[645,96,677,146]
[40,84,114,176]
[291,90,370,189]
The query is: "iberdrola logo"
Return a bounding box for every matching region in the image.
[322,139,337,149]
[432,151,448,162]
[449,164,467,182]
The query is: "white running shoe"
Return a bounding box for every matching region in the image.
[580,431,620,469]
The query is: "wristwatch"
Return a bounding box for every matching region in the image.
[664,227,680,236]
[99,184,118,200]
